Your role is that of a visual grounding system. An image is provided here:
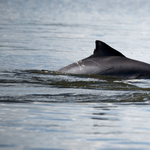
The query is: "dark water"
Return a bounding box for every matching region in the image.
[1,0,150,149]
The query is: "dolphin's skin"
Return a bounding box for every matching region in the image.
[57,40,150,79]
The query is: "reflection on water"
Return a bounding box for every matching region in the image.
[1,102,150,149]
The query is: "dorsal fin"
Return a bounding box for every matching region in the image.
[93,40,125,57]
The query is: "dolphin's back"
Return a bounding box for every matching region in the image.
[57,41,150,79]
[58,40,125,74]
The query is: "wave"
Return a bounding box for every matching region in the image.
[0,69,150,103]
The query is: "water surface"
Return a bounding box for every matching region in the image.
[1,0,150,149]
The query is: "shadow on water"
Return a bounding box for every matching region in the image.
[0,69,150,103]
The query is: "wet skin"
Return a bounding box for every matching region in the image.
[57,41,150,79]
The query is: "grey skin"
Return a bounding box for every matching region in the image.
[57,40,150,79]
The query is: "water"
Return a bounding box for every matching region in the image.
[1,0,150,149]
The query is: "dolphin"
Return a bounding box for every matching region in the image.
[57,40,150,79]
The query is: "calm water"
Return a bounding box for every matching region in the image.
[1,0,150,149]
